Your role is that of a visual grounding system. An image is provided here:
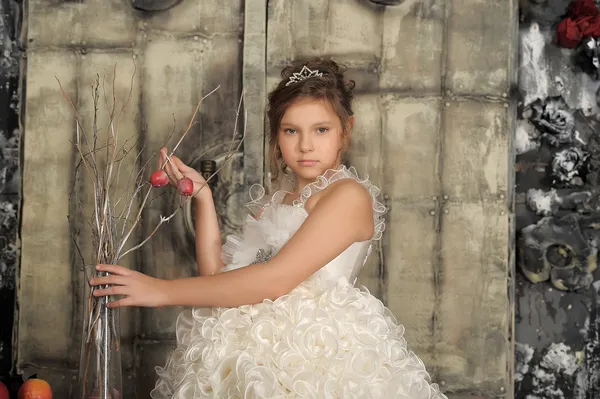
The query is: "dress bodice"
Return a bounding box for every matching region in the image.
[220,165,386,284]
[152,167,450,399]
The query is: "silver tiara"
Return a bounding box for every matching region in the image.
[285,65,323,87]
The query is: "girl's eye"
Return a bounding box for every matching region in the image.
[317,127,329,134]
[284,128,296,135]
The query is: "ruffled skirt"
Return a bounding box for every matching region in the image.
[150,278,448,399]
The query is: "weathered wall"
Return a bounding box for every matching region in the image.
[16,1,249,397]
[13,0,517,397]
[0,0,21,387]
[263,1,517,396]
[514,1,600,398]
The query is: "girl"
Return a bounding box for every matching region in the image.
[91,59,448,399]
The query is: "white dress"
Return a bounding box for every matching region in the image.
[150,166,448,399]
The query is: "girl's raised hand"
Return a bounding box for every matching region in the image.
[158,147,210,200]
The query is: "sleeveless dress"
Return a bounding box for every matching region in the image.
[150,165,448,399]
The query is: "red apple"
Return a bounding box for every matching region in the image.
[177,177,194,196]
[18,378,52,399]
[150,170,169,187]
[0,381,9,399]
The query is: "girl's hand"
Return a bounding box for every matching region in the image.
[159,147,211,200]
[90,264,169,308]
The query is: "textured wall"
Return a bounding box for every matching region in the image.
[0,0,21,384]
[263,1,517,396]
[515,0,600,398]
[17,1,248,397]
[13,0,517,397]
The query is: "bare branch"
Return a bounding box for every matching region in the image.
[117,92,246,261]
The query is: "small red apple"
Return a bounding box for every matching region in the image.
[18,378,52,399]
[177,177,194,196]
[0,381,9,399]
[150,170,169,187]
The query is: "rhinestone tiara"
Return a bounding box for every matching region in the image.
[285,65,323,87]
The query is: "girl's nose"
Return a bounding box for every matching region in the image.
[299,132,314,153]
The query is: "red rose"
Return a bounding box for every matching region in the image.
[567,0,599,18]
[556,17,584,48]
[583,14,600,36]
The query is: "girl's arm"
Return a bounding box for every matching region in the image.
[161,149,224,276]
[92,179,374,308]
[193,189,225,276]
[165,179,374,307]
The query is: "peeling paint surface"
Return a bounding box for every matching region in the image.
[0,0,20,381]
[517,1,600,397]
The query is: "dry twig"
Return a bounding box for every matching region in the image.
[59,64,244,398]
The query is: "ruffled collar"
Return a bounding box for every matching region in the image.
[246,165,387,240]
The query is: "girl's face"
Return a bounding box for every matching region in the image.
[277,97,351,188]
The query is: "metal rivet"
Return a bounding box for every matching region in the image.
[500,387,505,392]
[502,93,507,98]
[500,194,505,199]
[194,36,199,40]
[568,304,572,310]
[432,196,437,200]
[445,102,450,107]
[444,209,449,214]
[504,103,509,108]
[500,211,505,215]
[430,210,436,216]
[443,195,448,200]
[383,194,389,200]
[203,39,208,43]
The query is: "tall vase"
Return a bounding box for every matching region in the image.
[78,270,122,399]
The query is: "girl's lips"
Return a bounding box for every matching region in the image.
[298,160,318,166]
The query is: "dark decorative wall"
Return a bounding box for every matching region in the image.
[516,0,600,397]
[0,0,21,384]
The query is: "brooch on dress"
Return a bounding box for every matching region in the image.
[250,248,274,265]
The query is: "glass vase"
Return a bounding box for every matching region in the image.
[78,270,122,399]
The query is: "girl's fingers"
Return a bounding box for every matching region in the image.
[171,155,193,174]
[157,148,177,185]
[90,274,127,286]
[107,297,134,309]
[95,264,131,276]
[161,157,179,186]
[165,155,184,180]
[93,285,128,297]
[157,147,166,170]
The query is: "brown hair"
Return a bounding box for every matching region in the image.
[266,58,356,182]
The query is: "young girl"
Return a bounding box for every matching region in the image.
[91,59,448,399]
